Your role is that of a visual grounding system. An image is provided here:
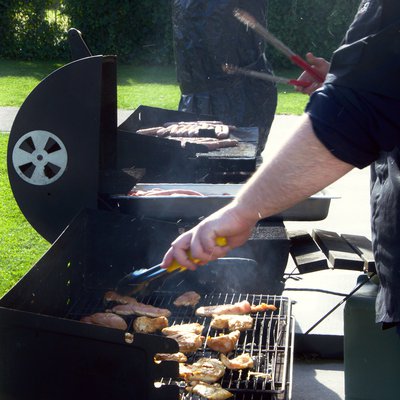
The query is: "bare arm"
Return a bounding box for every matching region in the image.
[233,114,352,222]
[161,114,353,269]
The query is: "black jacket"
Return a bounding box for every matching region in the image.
[308,0,400,324]
[326,0,400,99]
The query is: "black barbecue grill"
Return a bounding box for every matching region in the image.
[0,208,293,400]
[0,36,335,399]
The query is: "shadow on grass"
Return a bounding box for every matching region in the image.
[0,58,302,89]
[117,64,178,86]
[0,58,178,86]
[0,59,65,80]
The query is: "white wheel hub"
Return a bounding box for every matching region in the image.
[12,130,68,185]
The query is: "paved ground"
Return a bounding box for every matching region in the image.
[2,109,371,399]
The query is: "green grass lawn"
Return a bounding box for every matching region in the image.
[0,59,308,114]
[0,133,49,296]
[0,58,308,298]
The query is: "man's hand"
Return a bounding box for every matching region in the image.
[160,203,256,270]
[296,53,330,95]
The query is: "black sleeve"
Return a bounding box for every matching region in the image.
[305,84,400,169]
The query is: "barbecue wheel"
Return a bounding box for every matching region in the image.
[11,130,68,186]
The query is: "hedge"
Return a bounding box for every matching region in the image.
[0,0,68,60]
[267,0,361,67]
[0,0,360,67]
[63,0,173,63]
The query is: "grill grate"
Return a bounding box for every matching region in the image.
[66,292,293,400]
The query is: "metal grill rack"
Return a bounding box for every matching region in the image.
[66,291,294,400]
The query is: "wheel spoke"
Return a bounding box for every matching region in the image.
[30,165,47,184]
[13,147,35,167]
[31,132,49,153]
[47,149,68,168]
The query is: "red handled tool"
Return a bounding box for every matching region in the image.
[233,8,325,84]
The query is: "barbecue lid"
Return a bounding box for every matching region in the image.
[7,55,117,242]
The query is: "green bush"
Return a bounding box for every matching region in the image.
[63,0,173,64]
[0,0,68,60]
[0,0,360,66]
[267,0,361,67]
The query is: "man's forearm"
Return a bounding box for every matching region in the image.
[233,114,354,222]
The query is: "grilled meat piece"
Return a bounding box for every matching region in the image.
[248,371,273,381]
[154,352,187,363]
[171,137,238,151]
[187,382,233,399]
[210,314,253,331]
[132,316,169,334]
[196,300,277,317]
[168,332,205,353]
[173,291,201,307]
[109,300,171,318]
[206,330,240,354]
[250,303,277,312]
[104,290,138,305]
[128,188,205,197]
[214,124,230,139]
[180,358,226,383]
[138,121,234,140]
[80,312,127,331]
[196,300,252,317]
[220,353,254,370]
[135,126,164,135]
[162,322,204,336]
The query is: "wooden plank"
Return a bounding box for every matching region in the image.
[312,229,364,271]
[341,233,376,273]
[288,230,329,274]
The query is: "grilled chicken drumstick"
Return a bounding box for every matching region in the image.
[162,322,204,336]
[220,353,254,370]
[187,382,233,399]
[80,313,127,331]
[154,352,188,363]
[206,330,241,354]
[167,332,206,353]
[179,358,226,383]
[108,300,171,318]
[210,314,253,331]
[132,316,169,334]
[196,300,277,316]
[173,291,201,307]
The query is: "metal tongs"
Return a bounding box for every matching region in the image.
[222,64,311,87]
[116,237,256,295]
[225,8,325,87]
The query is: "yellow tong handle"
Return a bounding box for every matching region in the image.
[166,236,228,273]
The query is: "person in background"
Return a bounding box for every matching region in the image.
[172,0,277,155]
[161,0,400,332]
